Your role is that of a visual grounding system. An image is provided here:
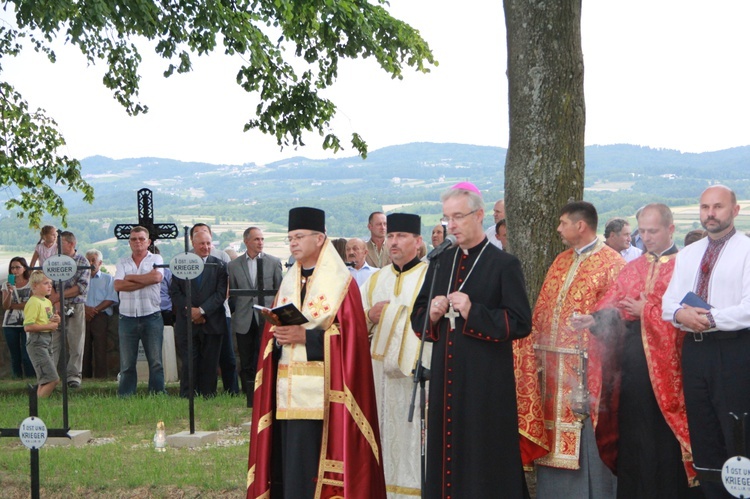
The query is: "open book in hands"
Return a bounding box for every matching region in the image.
[254,303,309,326]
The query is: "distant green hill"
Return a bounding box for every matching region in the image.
[1,142,748,263]
[76,142,750,203]
[67,142,750,220]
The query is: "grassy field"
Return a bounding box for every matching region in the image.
[0,380,251,498]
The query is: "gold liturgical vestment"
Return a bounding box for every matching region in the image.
[531,240,624,469]
[362,261,430,498]
[275,241,350,419]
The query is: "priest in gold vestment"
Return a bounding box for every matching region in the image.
[246,207,385,499]
[527,201,625,499]
[362,213,430,498]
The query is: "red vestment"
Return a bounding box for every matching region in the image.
[247,245,386,498]
[514,336,550,467]
[528,241,625,470]
[590,252,697,485]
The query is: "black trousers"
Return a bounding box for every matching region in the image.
[277,419,323,499]
[682,331,750,499]
[236,317,262,407]
[83,312,110,379]
[176,328,223,398]
[617,324,703,498]
[218,317,239,395]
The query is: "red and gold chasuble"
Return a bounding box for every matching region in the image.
[514,336,550,468]
[590,252,697,484]
[247,241,386,498]
[530,241,624,469]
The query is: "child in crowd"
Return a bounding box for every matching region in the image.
[24,271,61,398]
[29,225,58,268]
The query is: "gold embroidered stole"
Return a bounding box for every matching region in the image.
[276,240,351,420]
[367,262,429,376]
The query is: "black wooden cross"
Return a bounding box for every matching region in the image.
[229,261,280,407]
[0,386,70,499]
[114,188,179,251]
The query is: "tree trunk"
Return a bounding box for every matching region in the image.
[503,0,585,306]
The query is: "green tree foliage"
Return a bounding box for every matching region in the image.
[0,0,435,226]
[6,0,435,154]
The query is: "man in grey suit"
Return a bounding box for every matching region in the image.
[228,227,283,407]
[171,230,229,398]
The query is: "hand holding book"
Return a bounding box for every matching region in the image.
[680,292,711,311]
[254,303,308,326]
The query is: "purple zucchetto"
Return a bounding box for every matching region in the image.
[450,181,482,197]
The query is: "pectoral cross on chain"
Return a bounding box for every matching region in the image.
[445,304,460,331]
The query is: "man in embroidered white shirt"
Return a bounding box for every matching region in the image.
[662,185,750,499]
[362,213,428,497]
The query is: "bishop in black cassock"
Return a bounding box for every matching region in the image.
[411,182,533,498]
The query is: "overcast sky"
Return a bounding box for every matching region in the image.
[3,0,749,165]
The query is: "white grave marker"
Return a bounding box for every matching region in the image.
[42,255,77,281]
[169,253,204,280]
[19,417,47,450]
[723,456,750,498]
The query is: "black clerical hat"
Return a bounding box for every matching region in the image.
[288,207,325,232]
[387,213,421,235]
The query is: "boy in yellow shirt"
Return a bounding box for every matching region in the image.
[24,271,61,398]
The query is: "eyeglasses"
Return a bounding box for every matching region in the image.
[285,233,317,244]
[129,237,148,242]
[441,210,478,224]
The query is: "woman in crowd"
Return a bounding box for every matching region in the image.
[2,257,34,378]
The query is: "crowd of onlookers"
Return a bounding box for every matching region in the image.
[3,187,750,499]
[0,207,705,395]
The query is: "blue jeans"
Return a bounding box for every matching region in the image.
[3,326,34,378]
[118,312,165,396]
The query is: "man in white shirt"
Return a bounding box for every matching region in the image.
[346,237,376,286]
[484,199,505,249]
[604,218,642,262]
[662,185,750,498]
[114,226,165,396]
[83,249,118,379]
